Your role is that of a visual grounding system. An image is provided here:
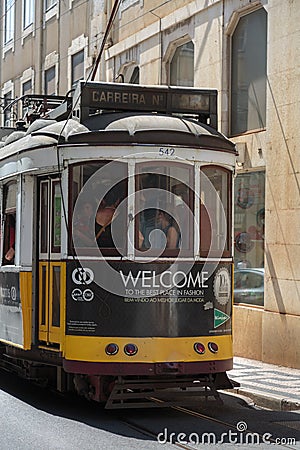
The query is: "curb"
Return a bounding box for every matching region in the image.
[231,388,300,411]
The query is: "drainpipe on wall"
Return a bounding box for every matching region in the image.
[36,2,44,93]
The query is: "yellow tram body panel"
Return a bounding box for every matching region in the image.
[20,271,33,350]
[38,262,66,347]
[64,334,233,363]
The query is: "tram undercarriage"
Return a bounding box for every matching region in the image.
[0,344,236,409]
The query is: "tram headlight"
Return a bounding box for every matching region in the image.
[194,342,206,355]
[105,343,119,355]
[124,343,138,356]
[208,342,219,353]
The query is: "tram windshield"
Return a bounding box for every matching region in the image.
[71,161,128,255]
[69,161,231,258]
[135,163,193,255]
[200,166,231,257]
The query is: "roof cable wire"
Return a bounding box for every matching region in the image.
[54,0,122,275]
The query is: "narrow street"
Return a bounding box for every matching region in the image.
[1,370,299,449]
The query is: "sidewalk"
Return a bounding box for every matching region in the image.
[227,357,300,411]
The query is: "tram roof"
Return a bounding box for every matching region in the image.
[0,82,236,159]
[0,113,235,160]
[69,114,236,152]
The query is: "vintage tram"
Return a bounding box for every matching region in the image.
[0,81,236,408]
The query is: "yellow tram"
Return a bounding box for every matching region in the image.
[0,82,236,408]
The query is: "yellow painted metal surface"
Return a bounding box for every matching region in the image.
[38,262,66,349]
[20,272,32,350]
[65,334,233,363]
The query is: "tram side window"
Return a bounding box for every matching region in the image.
[71,161,128,255]
[136,163,193,254]
[200,166,231,257]
[2,182,17,265]
[52,181,62,253]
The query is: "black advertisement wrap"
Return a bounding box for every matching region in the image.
[66,262,232,338]
[0,271,23,345]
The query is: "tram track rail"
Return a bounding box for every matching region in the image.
[118,398,297,449]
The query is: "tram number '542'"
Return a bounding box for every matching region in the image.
[159,147,175,156]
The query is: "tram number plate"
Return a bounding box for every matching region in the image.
[158,147,175,156]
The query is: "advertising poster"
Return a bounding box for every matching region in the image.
[0,272,23,345]
[66,262,232,338]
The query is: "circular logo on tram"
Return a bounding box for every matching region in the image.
[72,267,94,285]
[213,267,231,305]
[83,289,94,302]
[10,286,17,302]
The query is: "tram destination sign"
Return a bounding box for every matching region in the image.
[73,81,217,123]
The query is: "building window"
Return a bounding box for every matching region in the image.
[22,79,32,96]
[121,0,140,11]
[71,50,84,86]
[45,66,56,95]
[231,8,267,136]
[129,67,139,84]
[3,91,13,127]
[45,0,57,11]
[2,181,17,265]
[234,171,265,306]
[23,0,34,29]
[170,41,194,87]
[4,0,15,44]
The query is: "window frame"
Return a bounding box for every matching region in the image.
[169,40,194,87]
[44,0,58,22]
[129,66,140,84]
[230,7,267,136]
[23,0,34,30]
[45,0,57,12]
[39,177,61,260]
[200,165,232,259]
[3,91,13,127]
[44,66,56,95]
[2,181,17,266]
[22,79,32,96]
[4,0,15,45]
[71,49,84,87]
[135,161,194,258]
[69,161,128,257]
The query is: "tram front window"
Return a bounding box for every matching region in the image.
[135,163,193,255]
[71,161,128,255]
[200,166,231,257]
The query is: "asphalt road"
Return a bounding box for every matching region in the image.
[0,369,300,449]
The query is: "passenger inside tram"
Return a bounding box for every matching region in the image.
[155,209,180,249]
[95,188,121,248]
[3,214,16,264]
[138,209,180,250]
[73,199,95,247]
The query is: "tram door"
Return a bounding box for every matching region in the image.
[38,177,65,345]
